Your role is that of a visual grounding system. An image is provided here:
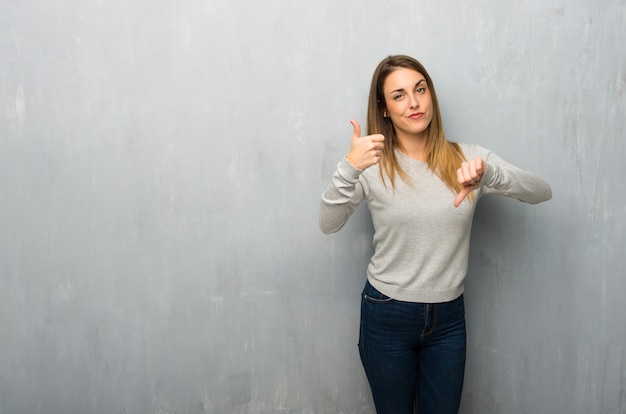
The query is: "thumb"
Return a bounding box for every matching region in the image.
[350,119,361,139]
[454,186,473,208]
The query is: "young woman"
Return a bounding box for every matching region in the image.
[319,55,552,414]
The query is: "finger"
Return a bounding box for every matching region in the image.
[350,119,361,139]
[462,162,471,182]
[370,134,385,143]
[461,162,475,184]
[468,159,478,179]
[456,166,465,184]
[462,161,482,185]
[454,186,473,208]
[475,157,485,176]
[372,139,385,150]
[470,157,485,177]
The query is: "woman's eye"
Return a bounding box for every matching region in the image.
[416,87,425,94]
[393,94,403,100]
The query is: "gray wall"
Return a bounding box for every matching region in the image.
[1,0,624,413]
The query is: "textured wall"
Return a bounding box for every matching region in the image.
[0,0,624,413]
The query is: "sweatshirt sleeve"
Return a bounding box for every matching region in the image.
[477,147,553,204]
[319,157,368,234]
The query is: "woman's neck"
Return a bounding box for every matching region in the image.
[396,132,428,162]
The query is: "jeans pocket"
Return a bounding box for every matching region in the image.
[363,281,394,304]
[364,294,394,304]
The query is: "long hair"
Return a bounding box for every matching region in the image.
[367,55,467,194]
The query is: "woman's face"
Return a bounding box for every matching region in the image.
[382,67,433,141]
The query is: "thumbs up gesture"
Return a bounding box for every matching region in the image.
[453,157,486,207]
[345,120,385,170]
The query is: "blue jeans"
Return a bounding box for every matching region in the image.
[358,280,466,414]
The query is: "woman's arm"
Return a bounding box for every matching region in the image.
[319,158,367,234]
[479,149,553,203]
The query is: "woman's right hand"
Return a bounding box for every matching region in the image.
[345,120,385,170]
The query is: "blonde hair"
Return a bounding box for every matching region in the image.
[367,55,467,194]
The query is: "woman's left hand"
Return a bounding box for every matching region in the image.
[454,157,486,207]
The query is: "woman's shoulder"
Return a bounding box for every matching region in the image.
[453,142,493,160]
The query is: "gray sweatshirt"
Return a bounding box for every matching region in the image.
[319,143,552,303]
